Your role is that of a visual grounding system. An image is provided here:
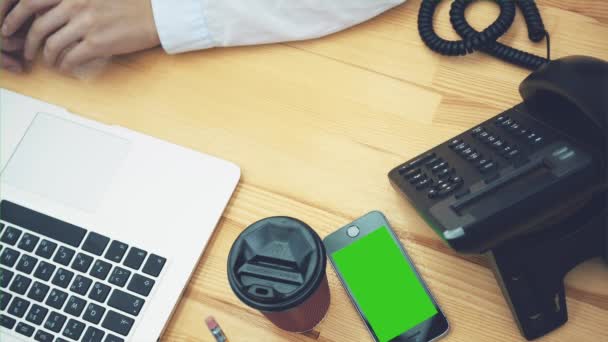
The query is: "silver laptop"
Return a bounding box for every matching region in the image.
[0,89,240,342]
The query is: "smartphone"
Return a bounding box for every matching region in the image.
[323,211,449,342]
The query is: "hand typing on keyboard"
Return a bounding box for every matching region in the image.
[0,201,167,341]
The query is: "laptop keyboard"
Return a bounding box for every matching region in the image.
[0,201,167,341]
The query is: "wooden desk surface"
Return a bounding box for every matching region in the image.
[3,0,607,341]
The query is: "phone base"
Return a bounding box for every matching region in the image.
[487,191,607,340]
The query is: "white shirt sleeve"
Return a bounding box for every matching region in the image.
[151,0,405,54]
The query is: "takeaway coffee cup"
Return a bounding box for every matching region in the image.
[227,216,330,333]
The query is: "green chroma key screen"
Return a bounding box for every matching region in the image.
[332,226,437,342]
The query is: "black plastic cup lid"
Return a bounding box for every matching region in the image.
[227,216,327,312]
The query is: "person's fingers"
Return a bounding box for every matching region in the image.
[24,3,71,60]
[54,39,76,67]
[57,40,97,72]
[1,36,24,51]
[0,0,18,22]
[2,0,60,36]
[1,51,22,72]
[43,19,85,66]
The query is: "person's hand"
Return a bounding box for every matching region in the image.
[1,0,28,73]
[1,35,24,73]
[2,0,160,72]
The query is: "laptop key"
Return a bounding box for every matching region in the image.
[44,311,67,333]
[89,282,111,303]
[83,326,105,342]
[0,247,20,267]
[26,303,49,325]
[52,268,75,288]
[127,273,155,297]
[72,253,94,273]
[28,281,51,302]
[102,310,134,337]
[70,275,93,296]
[15,321,35,337]
[0,201,87,248]
[82,232,110,256]
[0,291,12,310]
[62,318,86,340]
[34,330,55,342]
[142,254,166,277]
[34,261,57,281]
[108,267,131,287]
[46,289,69,310]
[108,289,144,316]
[54,246,76,266]
[0,267,14,287]
[90,259,112,280]
[0,223,4,234]
[104,241,128,263]
[0,314,16,329]
[123,247,147,270]
[35,240,58,259]
[8,296,30,318]
[83,302,106,325]
[10,274,32,295]
[16,254,39,274]
[64,295,87,317]
[104,334,125,342]
[108,266,131,287]
[17,233,40,252]
[1,226,22,245]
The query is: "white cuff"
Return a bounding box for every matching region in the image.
[150,0,216,54]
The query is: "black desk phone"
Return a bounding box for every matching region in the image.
[388,56,608,340]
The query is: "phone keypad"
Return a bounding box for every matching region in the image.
[394,108,559,203]
[495,115,545,147]
[399,156,463,199]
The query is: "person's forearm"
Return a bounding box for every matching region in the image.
[150,0,214,54]
[0,0,405,73]
[151,0,406,54]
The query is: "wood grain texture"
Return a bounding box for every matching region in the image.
[2,0,607,341]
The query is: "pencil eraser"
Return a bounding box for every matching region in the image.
[205,316,218,330]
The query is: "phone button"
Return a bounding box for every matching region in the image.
[346,226,360,238]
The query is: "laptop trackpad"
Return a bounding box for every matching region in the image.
[1,113,130,212]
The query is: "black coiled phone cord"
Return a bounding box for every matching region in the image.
[418,0,551,70]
